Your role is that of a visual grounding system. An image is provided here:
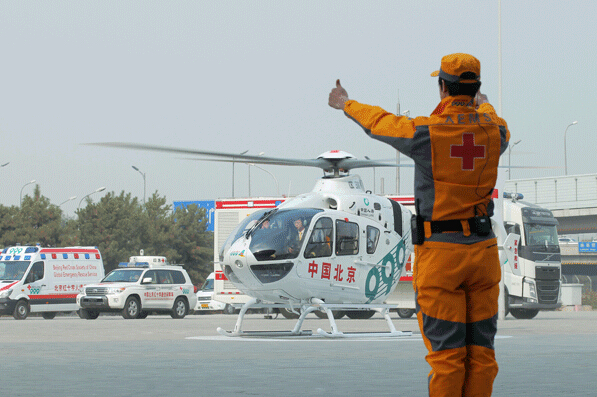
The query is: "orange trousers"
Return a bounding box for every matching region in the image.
[414,238,500,397]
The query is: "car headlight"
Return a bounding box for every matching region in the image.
[0,289,12,299]
[106,287,126,294]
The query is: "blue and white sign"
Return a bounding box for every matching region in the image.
[173,200,215,232]
[578,242,597,253]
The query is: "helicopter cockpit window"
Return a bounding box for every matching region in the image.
[219,209,269,262]
[336,219,359,256]
[366,226,380,254]
[304,217,333,258]
[248,208,323,261]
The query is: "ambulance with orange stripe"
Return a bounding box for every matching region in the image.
[0,245,104,319]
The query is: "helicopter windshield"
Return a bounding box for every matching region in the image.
[249,208,323,261]
[219,209,269,262]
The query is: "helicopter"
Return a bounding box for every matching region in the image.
[91,143,415,337]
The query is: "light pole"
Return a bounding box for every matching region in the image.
[132,165,146,205]
[564,121,578,175]
[59,196,77,206]
[248,152,265,197]
[232,150,248,198]
[250,163,279,196]
[508,140,521,180]
[20,179,36,206]
[78,187,106,211]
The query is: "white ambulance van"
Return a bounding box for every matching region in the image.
[0,245,104,319]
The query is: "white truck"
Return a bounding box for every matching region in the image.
[194,272,226,313]
[501,192,561,318]
[213,198,286,314]
[385,193,562,320]
[0,245,105,319]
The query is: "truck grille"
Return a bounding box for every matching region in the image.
[536,280,560,304]
[85,287,108,296]
[535,266,560,280]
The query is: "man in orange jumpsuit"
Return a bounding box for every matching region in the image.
[329,53,510,397]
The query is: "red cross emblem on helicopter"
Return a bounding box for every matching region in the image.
[450,133,485,170]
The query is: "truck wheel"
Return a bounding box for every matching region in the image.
[122,296,141,319]
[79,309,100,320]
[509,309,539,319]
[223,304,236,315]
[504,287,510,317]
[279,308,300,319]
[346,310,376,319]
[397,308,415,319]
[42,312,57,320]
[314,310,346,319]
[13,300,30,320]
[171,298,188,319]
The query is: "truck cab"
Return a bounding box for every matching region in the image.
[502,193,562,319]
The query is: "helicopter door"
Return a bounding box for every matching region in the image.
[335,219,359,256]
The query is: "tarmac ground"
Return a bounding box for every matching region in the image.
[1,309,596,396]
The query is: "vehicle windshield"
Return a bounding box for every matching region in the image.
[201,278,214,291]
[101,269,144,283]
[524,223,559,246]
[249,208,323,261]
[0,261,30,281]
[219,209,269,262]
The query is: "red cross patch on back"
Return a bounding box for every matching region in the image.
[450,133,485,170]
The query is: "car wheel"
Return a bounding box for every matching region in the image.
[223,304,236,315]
[42,312,57,320]
[397,308,415,319]
[13,300,30,320]
[314,310,347,319]
[122,296,141,319]
[171,298,188,319]
[346,310,376,319]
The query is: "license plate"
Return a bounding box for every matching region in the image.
[201,303,209,308]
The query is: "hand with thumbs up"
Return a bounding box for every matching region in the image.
[328,79,349,109]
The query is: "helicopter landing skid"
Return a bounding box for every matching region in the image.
[216,298,413,339]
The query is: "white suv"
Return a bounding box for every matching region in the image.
[77,258,197,319]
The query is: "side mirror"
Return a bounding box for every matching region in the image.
[141,277,153,284]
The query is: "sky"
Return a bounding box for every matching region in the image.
[1,1,595,217]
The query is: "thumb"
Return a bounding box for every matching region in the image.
[336,79,342,88]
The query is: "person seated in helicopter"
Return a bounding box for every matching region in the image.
[287,218,307,254]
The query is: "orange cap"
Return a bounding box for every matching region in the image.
[430,53,480,83]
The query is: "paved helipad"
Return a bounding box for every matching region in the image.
[1,310,595,396]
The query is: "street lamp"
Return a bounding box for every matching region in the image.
[232,150,248,198]
[78,187,106,211]
[250,163,279,196]
[20,179,36,206]
[564,121,578,175]
[132,165,146,205]
[248,152,265,197]
[59,196,77,206]
[508,140,521,180]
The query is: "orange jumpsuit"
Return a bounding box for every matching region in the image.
[344,96,510,397]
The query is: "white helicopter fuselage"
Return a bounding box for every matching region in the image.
[219,174,413,306]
